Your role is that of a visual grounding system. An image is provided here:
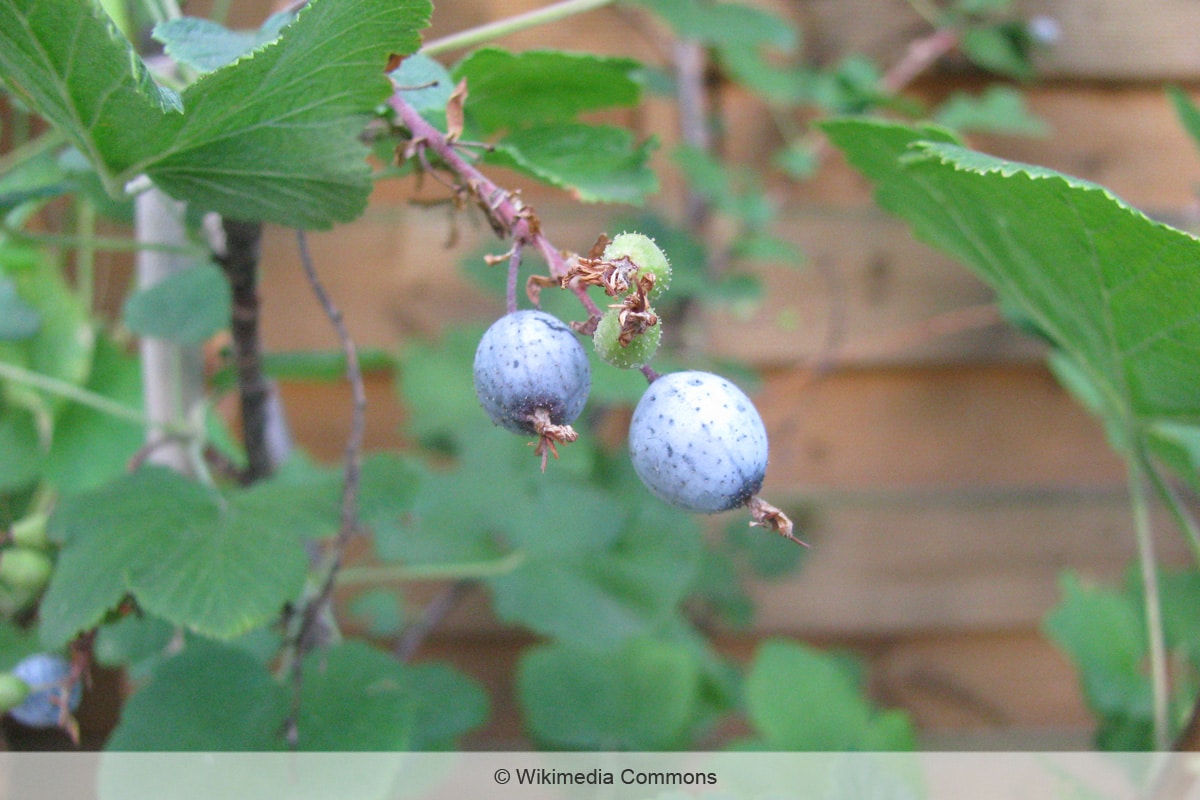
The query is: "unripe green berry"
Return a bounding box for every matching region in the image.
[0,673,30,713]
[10,512,49,550]
[0,548,52,593]
[603,232,671,299]
[593,306,661,368]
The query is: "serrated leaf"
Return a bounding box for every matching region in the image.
[152,11,296,74]
[452,48,642,136]
[488,123,658,204]
[518,637,704,749]
[0,0,431,229]
[122,262,230,345]
[41,467,311,647]
[823,119,1200,466]
[960,22,1035,80]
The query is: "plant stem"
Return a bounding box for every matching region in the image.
[0,128,67,177]
[421,0,616,56]
[283,228,367,747]
[74,199,96,314]
[0,361,177,432]
[1142,452,1200,567]
[1129,448,1170,750]
[338,550,527,586]
[214,218,273,484]
[2,225,204,255]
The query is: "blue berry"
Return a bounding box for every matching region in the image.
[474,310,591,467]
[629,371,768,513]
[8,653,81,728]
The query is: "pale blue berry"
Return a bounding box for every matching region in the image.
[9,653,81,728]
[629,371,768,514]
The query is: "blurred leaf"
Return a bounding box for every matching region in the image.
[122,262,230,345]
[348,589,405,637]
[633,0,797,52]
[0,405,42,492]
[391,52,455,128]
[1169,85,1200,155]
[518,637,704,749]
[0,620,41,671]
[396,324,486,449]
[452,48,642,136]
[0,276,39,340]
[487,123,658,205]
[0,242,95,419]
[960,22,1035,80]
[774,142,819,180]
[934,86,1048,137]
[41,467,312,647]
[105,639,290,751]
[1043,572,1151,721]
[152,11,296,74]
[744,639,914,750]
[295,641,488,750]
[43,333,143,495]
[93,614,175,670]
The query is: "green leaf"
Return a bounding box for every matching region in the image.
[518,637,704,749]
[122,262,230,345]
[152,11,296,74]
[1043,572,1150,720]
[105,639,290,751]
[487,124,658,204]
[1169,85,1200,155]
[822,119,1200,462]
[0,0,431,229]
[0,276,39,340]
[43,333,144,495]
[348,589,405,637]
[0,0,184,192]
[633,0,798,52]
[744,639,914,750]
[934,86,1049,137]
[487,496,703,646]
[0,405,43,492]
[41,467,311,647]
[295,641,487,750]
[452,48,642,136]
[959,22,1035,80]
[391,53,455,127]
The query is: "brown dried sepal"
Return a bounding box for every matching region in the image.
[563,253,641,297]
[748,495,808,547]
[528,407,579,472]
[612,277,658,346]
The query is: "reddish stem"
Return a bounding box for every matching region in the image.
[390,91,601,317]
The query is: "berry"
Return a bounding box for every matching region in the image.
[0,673,29,713]
[603,232,671,299]
[593,304,661,368]
[0,547,52,593]
[628,371,767,514]
[473,309,591,468]
[8,653,81,728]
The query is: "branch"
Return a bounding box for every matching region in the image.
[282,228,367,747]
[421,0,616,56]
[389,92,602,318]
[212,217,273,484]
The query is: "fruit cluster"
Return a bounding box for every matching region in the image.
[0,652,82,729]
[473,233,803,545]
